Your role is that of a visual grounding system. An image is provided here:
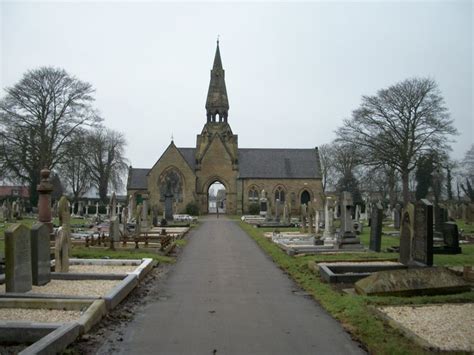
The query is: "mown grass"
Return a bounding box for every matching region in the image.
[70,246,175,263]
[237,220,474,355]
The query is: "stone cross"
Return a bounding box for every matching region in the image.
[5,224,32,292]
[323,197,334,240]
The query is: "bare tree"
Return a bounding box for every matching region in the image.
[318,144,335,192]
[60,130,92,203]
[86,127,128,202]
[336,77,457,205]
[0,67,101,205]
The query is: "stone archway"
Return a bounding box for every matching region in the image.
[300,190,311,205]
[208,180,226,214]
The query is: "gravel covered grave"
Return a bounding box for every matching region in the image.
[68,264,137,274]
[378,303,474,352]
[0,280,120,297]
[0,308,82,323]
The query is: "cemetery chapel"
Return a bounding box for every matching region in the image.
[127,41,323,215]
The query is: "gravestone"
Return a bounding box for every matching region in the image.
[109,216,120,250]
[399,203,415,265]
[275,199,280,222]
[55,196,71,272]
[369,202,383,252]
[282,202,288,224]
[110,192,117,217]
[393,203,402,229]
[308,201,314,234]
[5,224,32,292]
[322,197,335,240]
[164,194,173,221]
[259,190,268,217]
[301,203,307,233]
[30,223,51,286]
[338,192,362,248]
[95,202,99,217]
[437,221,462,254]
[412,199,433,266]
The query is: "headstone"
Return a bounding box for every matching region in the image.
[440,222,462,253]
[109,216,120,250]
[259,190,268,217]
[315,210,320,235]
[308,201,314,234]
[369,202,383,252]
[110,192,117,217]
[142,197,149,228]
[5,224,32,292]
[393,203,402,229]
[164,194,173,221]
[283,202,288,224]
[266,198,273,221]
[106,205,110,217]
[399,203,415,265]
[412,199,433,266]
[339,192,354,235]
[301,203,307,233]
[275,199,280,222]
[95,202,99,217]
[322,197,335,240]
[37,168,53,233]
[30,222,51,286]
[55,196,71,272]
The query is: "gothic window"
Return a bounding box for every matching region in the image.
[158,168,183,202]
[248,186,259,202]
[274,186,285,202]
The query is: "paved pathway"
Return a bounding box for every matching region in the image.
[116,216,365,355]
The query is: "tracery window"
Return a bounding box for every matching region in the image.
[274,186,285,202]
[248,187,259,202]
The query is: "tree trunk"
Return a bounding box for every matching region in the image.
[29,172,40,208]
[402,170,410,206]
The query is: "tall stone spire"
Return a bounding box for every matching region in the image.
[206,40,229,123]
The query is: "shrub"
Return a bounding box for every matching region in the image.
[248,203,260,215]
[185,202,200,216]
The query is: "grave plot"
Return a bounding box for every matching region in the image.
[375,303,474,352]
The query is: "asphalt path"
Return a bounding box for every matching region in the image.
[116,216,365,355]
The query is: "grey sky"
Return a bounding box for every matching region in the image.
[1,1,472,169]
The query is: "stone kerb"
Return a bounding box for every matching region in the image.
[5,224,32,293]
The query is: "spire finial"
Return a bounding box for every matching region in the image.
[217,34,220,45]
[171,133,174,142]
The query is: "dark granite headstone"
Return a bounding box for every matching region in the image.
[413,199,433,266]
[30,223,51,286]
[369,202,383,252]
[399,203,415,265]
[5,224,32,292]
[440,221,462,253]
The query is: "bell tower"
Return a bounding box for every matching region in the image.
[205,39,229,123]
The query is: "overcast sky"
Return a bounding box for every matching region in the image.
[1,1,472,169]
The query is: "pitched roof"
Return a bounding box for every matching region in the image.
[178,148,196,171]
[238,148,321,179]
[128,168,149,190]
[128,147,321,190]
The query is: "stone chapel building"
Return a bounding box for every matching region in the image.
[127,42,323,215]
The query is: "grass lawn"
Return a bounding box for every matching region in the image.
[237,220,474,355]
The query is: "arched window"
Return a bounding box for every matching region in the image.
[248,187,259,202]
[274,186,285,202]
[300,190,311,205]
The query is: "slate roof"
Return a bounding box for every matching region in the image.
[128,147,321,190]
[238,148,321,179]
[128,168,149,190]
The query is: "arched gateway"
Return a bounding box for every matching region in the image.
[127,41,323,215]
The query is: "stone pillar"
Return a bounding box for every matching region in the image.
[323,197,334,240]
[142,197,149,228]
[315,210,320,235]
[128,196,133,223]
[37,168,53,233]
[95,202,99,217]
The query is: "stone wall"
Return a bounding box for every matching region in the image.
[239,178,324,215]
[147,143,197,215]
